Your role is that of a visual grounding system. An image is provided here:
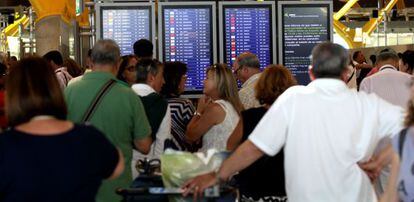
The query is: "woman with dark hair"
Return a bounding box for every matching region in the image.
[160,61,199,151]
[117,55,138,86]
[399,50,414,75]
[226,65,297,201]
[0,57,124,202]
[63,58,83,77]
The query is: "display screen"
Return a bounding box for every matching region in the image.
[281,4,330,85]
[161,5,213,92]
[101,6,152,56]
[223,5,273,69]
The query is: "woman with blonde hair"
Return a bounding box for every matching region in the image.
[186,63,243,153]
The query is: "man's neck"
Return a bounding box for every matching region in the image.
[377,62,397,71]
[91,64,117,75]
[244,68,260,82]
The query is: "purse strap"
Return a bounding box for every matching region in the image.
[347,69,355,83]
[398,128,408,159]
[81,79,116,122]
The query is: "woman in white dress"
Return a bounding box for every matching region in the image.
[186,64,243,153]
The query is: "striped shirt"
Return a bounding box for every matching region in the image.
[167,97,201,152]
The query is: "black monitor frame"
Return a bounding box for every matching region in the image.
[277,1,333,85]
[95,2,156,56]
[219,1,276,69]
[158,2,217,97]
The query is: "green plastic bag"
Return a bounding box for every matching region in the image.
[161,149,228,202]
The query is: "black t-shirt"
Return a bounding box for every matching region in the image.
[0,124,119,202]
[140,92,168,140]
[236,107,286,199]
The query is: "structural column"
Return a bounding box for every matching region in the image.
[35,15,70,57]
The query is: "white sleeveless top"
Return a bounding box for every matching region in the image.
[199,100,240,153]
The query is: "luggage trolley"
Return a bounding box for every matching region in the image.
[116,159,239,202]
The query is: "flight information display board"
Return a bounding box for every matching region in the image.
[96,3,155,56]
[278,2,332,85]
[159,2,216,93]
[220,2,275,69]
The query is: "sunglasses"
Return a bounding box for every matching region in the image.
[232,65,243,75]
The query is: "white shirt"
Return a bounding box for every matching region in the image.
[239,73,261,109]
[359,65,412,195]
[131,84,171,178]
[199,100,239,153]
[360,65,412,108]
[248,79,404,202]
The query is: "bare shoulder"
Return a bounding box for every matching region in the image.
[204,103,225,124]
[207,102,225,113]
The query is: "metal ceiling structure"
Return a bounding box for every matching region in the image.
[334,0,414,11]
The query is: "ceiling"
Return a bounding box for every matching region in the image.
[334,0,414,11]
[1,0,414,12]
[0,0,30,7]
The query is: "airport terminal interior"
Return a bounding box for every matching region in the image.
[1,0,414,202]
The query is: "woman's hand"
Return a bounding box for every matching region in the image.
[358,144,394,182]
[181,172,218,200]
[197,96,212,114]
[359,158,381,182]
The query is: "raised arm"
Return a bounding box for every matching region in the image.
[186,97,224,142]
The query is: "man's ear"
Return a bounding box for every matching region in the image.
[340,69,349,83]
[113,60,121,74]
[308,66,316,81]
[394,61,400,70]
[147,73,155,84]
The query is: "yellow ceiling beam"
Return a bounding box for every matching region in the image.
[1,15,29,37]
[75,0,91,27]
[334,0,401,48]
[29,0,68,22]
[29,0,92,27]
[334,0,359,21]
[333,19,360,48]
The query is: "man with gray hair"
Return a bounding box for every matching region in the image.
[360,49,412,196]
[182,42,404,202]
[360,49,412,108]
[232,52,262,109]
[65,39,152,202]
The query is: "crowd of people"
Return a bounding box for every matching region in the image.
[0,40,413,202]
